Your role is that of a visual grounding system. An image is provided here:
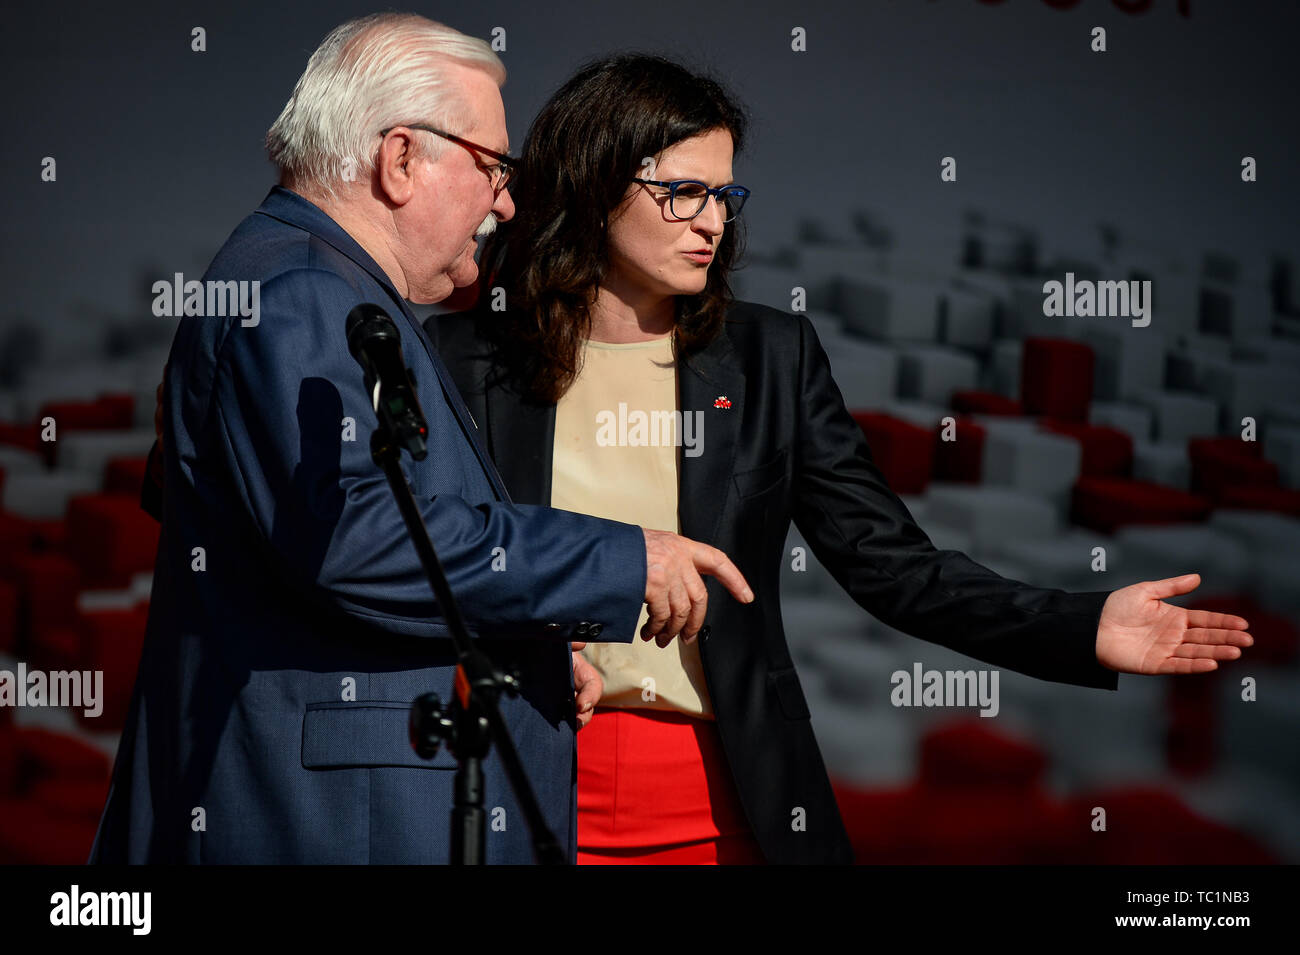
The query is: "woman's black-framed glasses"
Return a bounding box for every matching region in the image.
[378,124,518,195]
[630,177,750,222]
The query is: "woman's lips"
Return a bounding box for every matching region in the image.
[682,250,713,264]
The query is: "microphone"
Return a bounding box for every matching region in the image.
[345,303,429,459]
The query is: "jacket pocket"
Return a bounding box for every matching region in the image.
[301,701,456,769]
[767,666,811,720]
[733,449,788,500]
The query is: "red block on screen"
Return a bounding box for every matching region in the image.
[1020,337,1094,422]
[1040,419,1134,477]
[0,579,17,655]
[951,390,1023,416]
[1059,788,1277,864]
[103,456,150,496]
[1214,484,1300,517]
[65,493,159,588]
[933,417,985,482]
[851,412,934,494]
[1070,477,1212,533]
[3,552,82,656]
[919,719,1048,788]
[75,604,149,730]
[1188,437,1277,498]
[0,800,101,864]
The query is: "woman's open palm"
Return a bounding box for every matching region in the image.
[1095,573,1253,675]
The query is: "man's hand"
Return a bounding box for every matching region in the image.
[1095,573,1253,674]
[641,528,753,648]
[570,642,601,729]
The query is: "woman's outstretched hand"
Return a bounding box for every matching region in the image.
[1096,573,1253,674]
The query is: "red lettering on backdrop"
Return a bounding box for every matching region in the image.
[972,0,1188,14]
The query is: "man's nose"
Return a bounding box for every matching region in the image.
[492,184,515,223]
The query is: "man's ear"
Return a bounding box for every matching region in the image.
[374,129,422,206]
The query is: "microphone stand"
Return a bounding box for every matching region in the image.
[368,424,567,865]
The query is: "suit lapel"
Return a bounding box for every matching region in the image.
[254,186,510,501]
[677,323,745,543]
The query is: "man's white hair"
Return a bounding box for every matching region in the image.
[266,13,505,201]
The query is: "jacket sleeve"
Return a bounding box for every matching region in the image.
[195,267,646,644]
[787,313,1118,690]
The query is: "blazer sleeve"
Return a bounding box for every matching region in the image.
[788,313,1118,691]
[196,267,646,644]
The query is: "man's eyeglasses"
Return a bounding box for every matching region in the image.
[630,178,750,223]
[378,124,518,195]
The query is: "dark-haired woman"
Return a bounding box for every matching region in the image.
[435,53,1251,864]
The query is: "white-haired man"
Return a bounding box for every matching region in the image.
[90,12,751,864]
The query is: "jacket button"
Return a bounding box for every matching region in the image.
[700,625,711,641]
[575,622,591,637]
[588,623,603,638]
[545,623,562,633]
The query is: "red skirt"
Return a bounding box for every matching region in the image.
[576,707,766,865]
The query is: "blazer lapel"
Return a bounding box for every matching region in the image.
[485,372,555,506]
[677,323,746,543]
[476,315,746,524]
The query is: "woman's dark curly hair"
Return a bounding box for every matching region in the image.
[477,53,749,404]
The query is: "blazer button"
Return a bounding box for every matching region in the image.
[700,625,711,641]
[545,623,562,633]
[575,622,591,637]
[588,623,603,638]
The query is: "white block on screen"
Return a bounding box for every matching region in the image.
[1084,324,1166,402]
[838,276,944,341]
[731,263,808,313]
[1138,389,1218,444]
[942,285,996,348]
[1203,362,1294,436]
[802,308,843,341]
[1089,401,1152,444]
[989,339,1023,398]
[1263,425,1300,489]
[816,332,898,409]
[56,429,157,475]
[3,472,100,519]
[1112,525,1250,593]
[924,483,1060,545]
[986,530,1118,592]
[0,445,43,475]
[982,427,1082,498]
[1132,440,1191,489]
[896,344,979,406]
[883,400,947,431]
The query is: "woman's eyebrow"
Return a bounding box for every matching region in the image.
[657,171,736,184]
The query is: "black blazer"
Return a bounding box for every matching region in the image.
[431,300,1119,865]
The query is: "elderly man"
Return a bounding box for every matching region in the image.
[89,12,750,864]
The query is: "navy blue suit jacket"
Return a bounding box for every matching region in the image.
[88,186,646,863]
